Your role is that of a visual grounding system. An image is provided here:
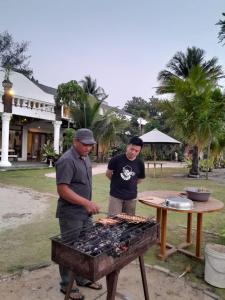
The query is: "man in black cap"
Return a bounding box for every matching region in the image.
[55,128,102,300]
[106,136,145,216]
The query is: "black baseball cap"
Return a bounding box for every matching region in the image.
[74,128,96,145]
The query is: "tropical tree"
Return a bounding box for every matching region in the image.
[80,75,108,101]
[144,97,169,133]
[216,12,225,45]
[55,80,87,107]
[157,47,224,176]
[123,97,149,116]
[70,95,103,128]
[148,96,162,118]
[157,46,223,94]
[62,128,75,152]
[0,31,32,77]
[160,66,224,176]
[92,110,129,160]
[197,88,225,178]
[56,79,106,129]
[210,128,225,165]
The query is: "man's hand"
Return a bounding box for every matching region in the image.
[106,169,113,180]
[84,201,100,215]
[57,185,100,214]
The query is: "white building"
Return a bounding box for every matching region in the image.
[0,68,147,166]
[0,68,68,166]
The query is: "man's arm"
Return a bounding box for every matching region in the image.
[137,159,145,184]
[106,169,113,180]
[57,184,99,214]
[137,178,144,184]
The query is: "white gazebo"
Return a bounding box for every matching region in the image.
[139,128,181,175]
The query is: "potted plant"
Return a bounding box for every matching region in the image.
[41,144,58,166]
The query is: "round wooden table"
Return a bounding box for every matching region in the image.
[138,191,224,260]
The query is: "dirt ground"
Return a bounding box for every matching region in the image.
[0,262,216,300]
[0,166,224,300]
[0,184,49,231]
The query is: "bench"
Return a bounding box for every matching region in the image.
[145,161,165,177]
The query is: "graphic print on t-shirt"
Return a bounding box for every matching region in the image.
[120,165,135,181]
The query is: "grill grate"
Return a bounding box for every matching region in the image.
[51,214,160,283]
[52,216,157,258]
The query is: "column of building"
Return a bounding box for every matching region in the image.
[0,77,13,167]
[53,120,62,154]
[0,113,12,167]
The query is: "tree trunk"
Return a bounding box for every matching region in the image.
[189,145,199,176]
[206,136,212,180]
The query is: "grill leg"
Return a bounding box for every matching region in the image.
[106,270,120,300]
[139,255,149,300]
[64,271,76,300]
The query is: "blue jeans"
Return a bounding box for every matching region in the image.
[58,217,93,288]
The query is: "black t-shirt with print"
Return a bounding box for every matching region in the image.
[108,154,145,200]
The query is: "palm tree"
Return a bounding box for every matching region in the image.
[216,12,225,45]
[157,47,223,94]
[157,47,224,176]
[161,66,224,176]
[80,75,108,101]
[197,88,225,178]
[210,128,225,166]
[69,95,103,128]
[92,110,128,161]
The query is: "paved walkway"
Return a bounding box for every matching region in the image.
[45,162,187,178]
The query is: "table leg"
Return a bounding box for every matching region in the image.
[139,255,149,300]
[147,163,150,176]
[106,270,120,300]
[160,163,163,176]
[196,213,203,258]
[159,208,167,259]
[156,208,161,224]
[186,213,192,243]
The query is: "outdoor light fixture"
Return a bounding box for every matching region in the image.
[8,89,14,96]
[2,78,13,113]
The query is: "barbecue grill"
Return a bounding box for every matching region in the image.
[51,214,159,300]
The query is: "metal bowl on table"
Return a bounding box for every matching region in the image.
[185,187,211,202]
[164,197,193,210]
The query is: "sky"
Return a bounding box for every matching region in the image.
[0,0,224,108]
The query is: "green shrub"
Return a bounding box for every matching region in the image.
[184,159,192,168]
[199,158,214,172]
[140,147,152,161]
[62,128,75,152]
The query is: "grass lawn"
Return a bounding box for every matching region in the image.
[0,167,224,298]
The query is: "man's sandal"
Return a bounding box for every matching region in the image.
[77,281,102,290]
[60,287,85,300]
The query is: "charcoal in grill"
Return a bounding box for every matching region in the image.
[63,219,156,258]
[51,216,159,283]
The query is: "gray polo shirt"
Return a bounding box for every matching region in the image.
[55,146,92,220]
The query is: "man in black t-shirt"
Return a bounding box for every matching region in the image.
[106,136,145,216]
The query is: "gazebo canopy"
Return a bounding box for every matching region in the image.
[139,128,181,144]
[139,128,181,165]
